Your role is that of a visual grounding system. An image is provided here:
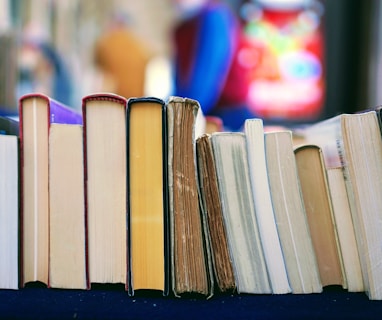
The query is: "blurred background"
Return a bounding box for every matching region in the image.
[0,0,381,129]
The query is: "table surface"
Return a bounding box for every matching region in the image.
[1,285,382,320]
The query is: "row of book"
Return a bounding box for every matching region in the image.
[1,92,382,301]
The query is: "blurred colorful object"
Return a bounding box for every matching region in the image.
[241,0,325,121]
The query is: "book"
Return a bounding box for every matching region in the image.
[196,133,236,292]
[339,112,382,299]
[19,93,82,287]
[82,93,128,288]
[264,130,322,294]
[127,97,169,296]
[167,96,213,297]
[0,117,19,289]
[244,119,290,294]
[325,167,364,292]
[294,144,345,288]
[210,132,271,294]
[48,123,88,289]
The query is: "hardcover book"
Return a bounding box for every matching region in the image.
[127,97,169,296]
[167,96,213,297]
[19,93,82,287]
[82,93,128,288]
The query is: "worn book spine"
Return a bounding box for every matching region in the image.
[196,134,235,292]
[167,96,213,298]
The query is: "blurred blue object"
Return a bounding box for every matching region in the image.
[17,39,73,107]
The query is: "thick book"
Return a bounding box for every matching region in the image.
[339,112,382,299]
[127,97,169,296]
[48,123,88,289]
[19,93,82,287]
[294,144,345,288]
[210,132,271,294]
[244,119,290,294]
[82,93,128,288]
[167,96,213,298]
[196,133,236,293]
[265,130,322,294]
[0,117,19,289]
